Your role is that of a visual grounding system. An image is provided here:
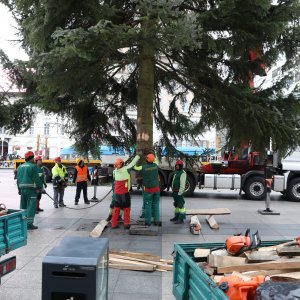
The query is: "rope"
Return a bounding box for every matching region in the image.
[45,188,112,210]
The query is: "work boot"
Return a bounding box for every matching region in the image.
[59,203,66,207]
[37,208,44,212]
[174,219,184,224]
[27,224,38,230]
[154,221,162,227]
[74,202,78,205]
[170,212,179,222]
[85,200,90,204]
[124,225,130,229]
[54,205,58,208]
[111,225,119,229]
[106,215,112,222]
[35,210,39,214]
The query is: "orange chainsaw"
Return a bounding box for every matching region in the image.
[212,229,261,256]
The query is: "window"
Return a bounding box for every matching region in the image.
[44,123,50,135]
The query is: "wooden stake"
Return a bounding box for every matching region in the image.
[206,215,219,229]
[89,220,108,238]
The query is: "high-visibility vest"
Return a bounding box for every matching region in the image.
[75,165,88,183]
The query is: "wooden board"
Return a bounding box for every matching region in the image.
[110,250,161,262]
[271,271,300,282]
[245,251,281,263]
[208,254,246,268]
[218,259,300,274]
[277,246,300,256]
[129,224,159,236]
[206,215,219,229]
[241,269,300,277]
[109,254,173,271]
[89,220,108,238]
[186,208,231,216]
[258,241,294,252]
[194,248,210,259]
[109,263,155,272]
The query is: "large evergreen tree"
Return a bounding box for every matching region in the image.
[1,0,300,156]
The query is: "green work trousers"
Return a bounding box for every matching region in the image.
[172,192,186,221]
[20,188,37,226]
[144,191,160,225]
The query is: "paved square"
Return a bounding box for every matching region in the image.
[0,169,298,299]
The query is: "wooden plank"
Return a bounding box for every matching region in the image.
[271,271,300,282]
[186,208,231,216]
[206,215,219,229]
[244,251,281,263]
[190,216,201,235]
[109,254,173,271]
[208,254,246,268]
[194,248,210,259]
[109,257,152,266]
[277,246,300,256]
[160,259,173,265]
[218,259,300,274]
[89,220,108,238]
[109,263,155,272]
[110,250,161,262]
[241,269,300,277]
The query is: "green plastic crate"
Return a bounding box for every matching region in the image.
[173,240,289,300]
[0,209,27,256]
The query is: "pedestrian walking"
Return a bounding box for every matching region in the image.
[34,155,47,213]
[52,157,67,208]
[111,155,140,229]
[73,158,91,205]
[170,160,187,224]
[134,153,160,226]
[16,151,44,230]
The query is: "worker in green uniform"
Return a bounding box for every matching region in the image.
[35,155,47,213]
[134,154,160,226]
[16,151,44,230]
[170,160,187,224]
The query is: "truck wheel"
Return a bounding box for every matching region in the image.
[185,174,196,197]
[286,178,300,202]
[159,173,165,193]
[66,167,75,182]
[42,166,52,183]
[244,176,266,200]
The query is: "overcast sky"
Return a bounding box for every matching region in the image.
[0,3,28,61]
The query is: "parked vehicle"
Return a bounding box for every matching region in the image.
[0,209,27,284]
[271,150,300,202]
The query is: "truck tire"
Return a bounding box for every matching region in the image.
[43,166,52,183]
[66,167,75,182]
[286,178,300,202]
[185,173,196,197]
[244,176,266,200]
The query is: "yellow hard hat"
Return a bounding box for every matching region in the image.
[76,158,82,164]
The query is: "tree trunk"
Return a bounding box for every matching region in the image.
[136,18,155,155]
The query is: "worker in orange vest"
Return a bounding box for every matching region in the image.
[73,158,91,205]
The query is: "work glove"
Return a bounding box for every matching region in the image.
[44,183,47,188]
